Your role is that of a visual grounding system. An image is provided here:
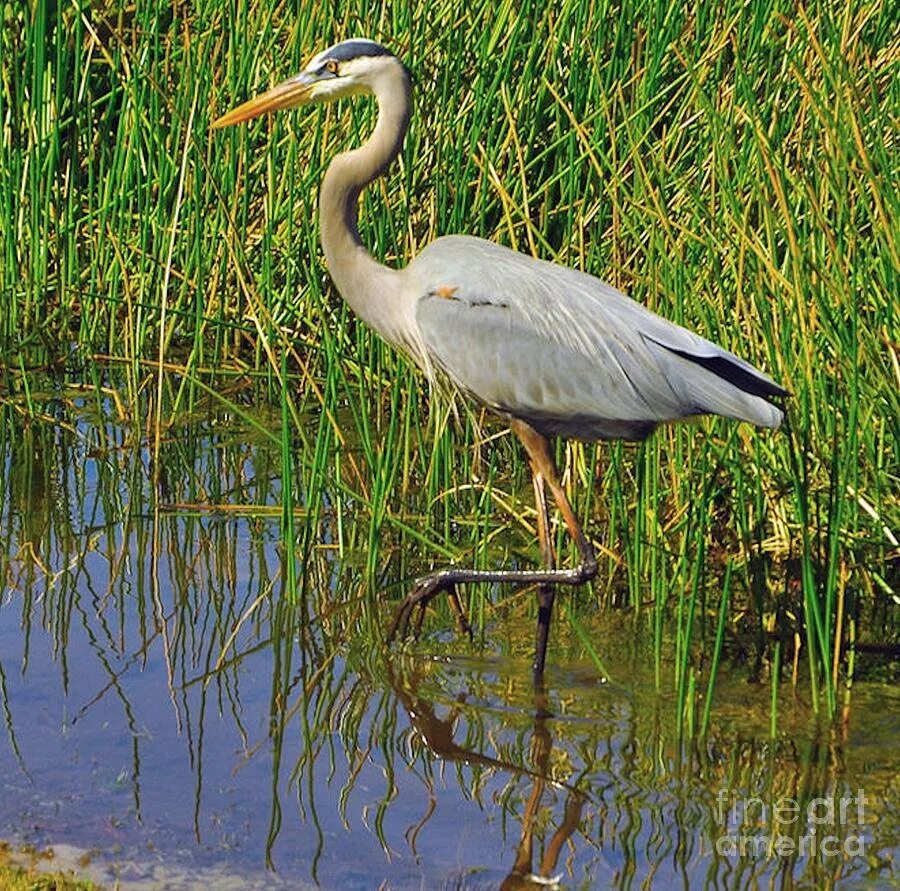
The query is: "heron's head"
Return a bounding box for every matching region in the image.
[211,38,405,129]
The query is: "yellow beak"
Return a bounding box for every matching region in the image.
[211,73,316,129]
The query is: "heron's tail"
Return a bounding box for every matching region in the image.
[644,336,788,428]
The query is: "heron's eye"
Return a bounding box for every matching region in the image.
[325,60,339,75]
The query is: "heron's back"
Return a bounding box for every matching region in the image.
[406,236,785,441]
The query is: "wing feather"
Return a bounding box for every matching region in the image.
[409,236,785,439]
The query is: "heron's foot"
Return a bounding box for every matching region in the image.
[388,575,474,644]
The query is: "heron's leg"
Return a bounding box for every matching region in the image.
[387,420,598,652]
[531,468,556,680]
[532,470,555,568]
[512,419,596,576]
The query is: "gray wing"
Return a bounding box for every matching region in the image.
[407,236,784,441]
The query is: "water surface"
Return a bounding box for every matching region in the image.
[1,391,896,889]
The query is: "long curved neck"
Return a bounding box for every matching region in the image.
[319,63,411,338]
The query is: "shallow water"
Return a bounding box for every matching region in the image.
[0,393,896,889]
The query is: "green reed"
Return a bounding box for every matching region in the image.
[1,0,896,724]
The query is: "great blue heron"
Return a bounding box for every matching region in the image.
[212,38,786,679]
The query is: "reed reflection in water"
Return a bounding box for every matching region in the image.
[0,393,894,889]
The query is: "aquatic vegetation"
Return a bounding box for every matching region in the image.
[0,0,896,840]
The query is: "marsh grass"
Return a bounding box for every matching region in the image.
[1,0,897,722]
[0,843,98,891]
